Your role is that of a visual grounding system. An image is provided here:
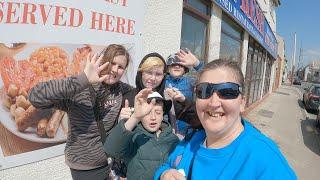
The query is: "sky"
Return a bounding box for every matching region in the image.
[276,0,320,69]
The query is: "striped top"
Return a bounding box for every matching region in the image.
[29,73,132,170]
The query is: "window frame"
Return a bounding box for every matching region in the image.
[181,0,212,62]
[245,37,270,107]
[219,12,244,63]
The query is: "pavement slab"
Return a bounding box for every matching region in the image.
[245,85,320,180]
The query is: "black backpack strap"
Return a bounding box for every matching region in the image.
[89,85,107,144]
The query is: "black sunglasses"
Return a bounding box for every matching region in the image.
[195,82,242,99]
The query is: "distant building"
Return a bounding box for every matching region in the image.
[303,61,320,82]
[275,34,285,88]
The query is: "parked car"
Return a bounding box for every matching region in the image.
[293,77,302,85]
[317,106,320,127]
[303,84,320,111]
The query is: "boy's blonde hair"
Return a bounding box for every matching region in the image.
[138,57,165,72]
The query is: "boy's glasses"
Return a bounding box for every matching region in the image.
[195,82,242,100]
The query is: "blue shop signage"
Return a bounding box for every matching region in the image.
[214,0,278,58]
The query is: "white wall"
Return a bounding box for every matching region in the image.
[208,3,222,62]
[142,0,183,59]
[241,32,250,77]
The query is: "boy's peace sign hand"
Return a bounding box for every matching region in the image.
[84,52,109,84]
[133,88,156,120]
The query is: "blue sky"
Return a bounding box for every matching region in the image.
[277,0,320,68]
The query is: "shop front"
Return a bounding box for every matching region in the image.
[179,0,278,107]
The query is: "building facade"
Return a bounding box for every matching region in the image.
[142,0,280,107]
[304,61,320,83]
[1,0,282,178]
[275,34,285,88]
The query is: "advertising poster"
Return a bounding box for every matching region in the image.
[0,0,145,169]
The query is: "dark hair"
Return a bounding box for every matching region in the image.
[196,59,245,94]
[100,44,130,74]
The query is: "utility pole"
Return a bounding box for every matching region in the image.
[291,33,297,85]
[297,47,302,77]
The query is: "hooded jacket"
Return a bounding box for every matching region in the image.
[123,53,200,130]
[123,52,167,107]
[104,120,179,180]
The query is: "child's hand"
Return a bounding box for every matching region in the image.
[160,169,186,180]
[133,88,156,119]
[125,88,155,131]
[119,99,133,119]
[84,52,110,84]
[176,49,200,68]
[165,88,186,103]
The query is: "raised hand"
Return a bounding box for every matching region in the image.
[133,88,156,119]
[176,49,200,68]
[84,52,109,84]
[124,88,155,131]
[119,99,133,119]
[165,88,186,103]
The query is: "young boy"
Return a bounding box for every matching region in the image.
[103,89,179,180]
[165,49,204,136]
[165,49,204,100]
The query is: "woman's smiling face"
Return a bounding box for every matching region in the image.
[195,67,245,138]
[102,55,127,85]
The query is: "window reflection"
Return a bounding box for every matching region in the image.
[188,0,209,15]
[220,33,241,62]
[220,13,243,62]
[181,12,207,61]
[245,38,272,107]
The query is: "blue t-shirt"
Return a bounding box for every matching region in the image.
[154,120,297,180]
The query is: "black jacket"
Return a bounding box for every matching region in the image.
[123,52,167,107]
[122,52,199,129]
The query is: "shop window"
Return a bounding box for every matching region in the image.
[263,55,272,95]
[181,0,211,61]
[188,0,209,14]
[245,38,270,107]
[219,13,243,62]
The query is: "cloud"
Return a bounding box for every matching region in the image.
[301,49,320,66]
[304,49,320,57]
[296,48,320,67]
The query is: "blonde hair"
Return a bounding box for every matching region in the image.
[138,57,165,72]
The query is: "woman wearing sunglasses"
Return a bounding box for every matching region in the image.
[155,59,296,180]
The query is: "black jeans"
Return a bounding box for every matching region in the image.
[70,164,111,180]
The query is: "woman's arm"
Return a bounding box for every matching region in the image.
[29,53,109,110]
[154,142,187,180]
[28,73,91,110]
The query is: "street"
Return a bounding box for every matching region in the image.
[245,84,320,180]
